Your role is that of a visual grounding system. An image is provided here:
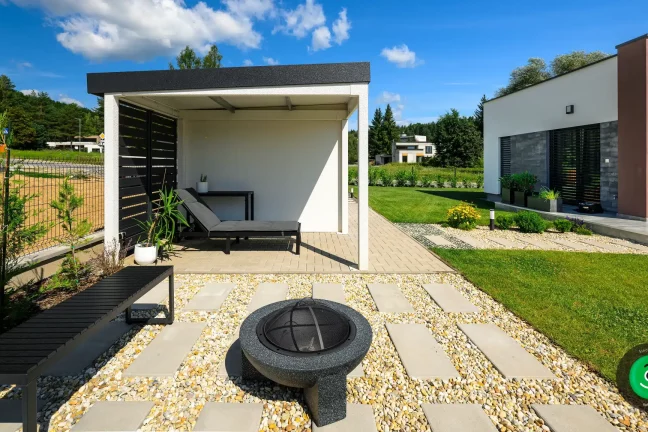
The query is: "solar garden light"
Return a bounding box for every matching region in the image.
[490,209,495,231]
[350,188,355,199]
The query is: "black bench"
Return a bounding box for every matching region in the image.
[0,265,174,432]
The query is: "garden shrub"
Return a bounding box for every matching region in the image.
[446,203,481,230]
[348,167,358,185]
[406,168,418,186]
[574,225,593,235]
[553,218,573,233]
[394,170,408,186]
[514,211,547,233]
[380,170,393,186]
[495,214,514,230]
[567,217,592,235]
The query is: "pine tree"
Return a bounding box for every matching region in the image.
[381,104,399,156]
[474,95,486,138]
[368,108,384,158]
[169,46,202,70]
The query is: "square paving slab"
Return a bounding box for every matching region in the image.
[131,279,171,310]
[46,321,132,376]
[519,237,560,249]
[531,404,618,432]
[185,282,234,311]
[312,283,347,304]
[125,322,207,377]
[453,235,487,248]
[386,323,459,379]
[550,238,595,251]
[424,235,454,247]
[247,283,288,312]
[575,238,627,252]
[194,402,263,432]
[488,237,524,249]
[458,324,555,379]
[312,404,377,431]
[70,401,154,431]
[422,404,498,432]
[367,284,414,313]
[423,283,479,313]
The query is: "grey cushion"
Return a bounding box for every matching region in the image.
[175,189,197,204]
[210,220,299,233]
[185,201,222,231]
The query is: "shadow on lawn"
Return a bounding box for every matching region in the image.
[416,189,494,210]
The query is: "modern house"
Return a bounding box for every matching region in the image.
[484,33,648,220]
[87,62,372,269]
[380,134,435,164]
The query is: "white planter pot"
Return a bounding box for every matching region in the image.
[134,243,158,265]
[196,182,209,194]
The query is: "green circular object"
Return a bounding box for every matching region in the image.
[629,355,648,399]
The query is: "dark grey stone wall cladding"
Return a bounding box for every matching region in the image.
[510,131,548,190]
[600,121,618,212]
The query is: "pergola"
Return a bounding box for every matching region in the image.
[87,62,371,269]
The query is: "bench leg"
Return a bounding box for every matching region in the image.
[236,236,240,244]
[296,231,301,255]
[167,272,175,325]
[22,380,37,432]
[225,237,231,254]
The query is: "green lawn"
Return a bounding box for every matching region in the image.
[433,249,648,382]
[11,149,103,164]
[367,186,511,225]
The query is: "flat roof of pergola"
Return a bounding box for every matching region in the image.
[87,62,371,97]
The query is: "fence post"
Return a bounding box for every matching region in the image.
[0,149,10,331]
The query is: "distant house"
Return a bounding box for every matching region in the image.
[46,141,104,153]
[376,134,435,164]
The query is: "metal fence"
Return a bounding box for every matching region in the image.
[3,150,104,257]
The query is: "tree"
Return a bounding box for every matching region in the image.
[368,108,384,158]
[169,45,222,70]
[381,104,399,156]
[348,130,358,164]
[433,109,482,168]
[473,95,486,138]
[201,45,223,68]
[7,106,36,148]
[496,58,551,97]
[551,51,609,76]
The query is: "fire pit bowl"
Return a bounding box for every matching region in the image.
[239,298,372,426]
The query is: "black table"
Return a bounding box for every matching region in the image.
[198,190,254,220]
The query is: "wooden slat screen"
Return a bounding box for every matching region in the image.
[118,102,177,247]
[549,124,600,205]
[500,137,511,177]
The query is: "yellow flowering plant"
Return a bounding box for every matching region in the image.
[446,203,481,230]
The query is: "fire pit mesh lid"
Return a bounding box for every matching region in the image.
[262,299,351,353]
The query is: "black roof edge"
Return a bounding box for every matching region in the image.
[616,34,648,49]
[484,54,617,104]
[87,62,370,97]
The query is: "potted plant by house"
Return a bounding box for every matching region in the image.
[512,172,537,207]
[528,187,563,212]
[196,174,208,194]
[499,174,514,204]
[134,188,188,265]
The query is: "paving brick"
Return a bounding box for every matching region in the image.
[422,404,498,432]
[531,404,618,432]
[367,284,414,313]
[71,401,153,431]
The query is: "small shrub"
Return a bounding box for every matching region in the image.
[461,178,471,189]
[476,174,484,188]
[553,218,573,233]
[574,225,593,235]
[495,214,514,230]
[450,177,458,188]
[348,167,358,185]
[394,170,408,186]
[447,203,481,230]
[368,167,380,186]
[421,175,432,187]
[499,174,513,189]
[380,170,393,186]
[539,187,560,201]
[566,217,592,235]
[90,238,129,277]
[406,168,418,186]
[511,172,538,194]
[514,211,547,233]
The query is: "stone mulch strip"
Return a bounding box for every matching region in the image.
[1,273,646,431]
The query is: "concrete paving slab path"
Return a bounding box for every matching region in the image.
[312,283,346,304]
[386,323,459,379]
[531,404,618,432]
[185,282,234,311]
[519,237,560,249]
[367,284,414,313]
[70,401,154,431]
[125,322,207,377]
[132,279,171,310]
[247,283,288,312]
[422,404,498,432]
[452,235,488,248]
[312,404,377,431]
[550,238,596,251]
[459,324,555,379]
[575,238,628,252]
[424,235,454,247]
[46,321,132,376]
[488,237,524,249]
[194,402,263,431]
[423,283,479,313]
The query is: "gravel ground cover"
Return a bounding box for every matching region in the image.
[398,223,648,253]
[1,273,646,431]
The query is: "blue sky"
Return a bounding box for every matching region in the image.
[2,0,648,125]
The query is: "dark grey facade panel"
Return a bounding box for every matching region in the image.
[87,62,370,96]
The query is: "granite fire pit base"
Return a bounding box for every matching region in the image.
[239,300,373,427]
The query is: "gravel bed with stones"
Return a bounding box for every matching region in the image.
[2,273,647,431]
[399,222,648,253]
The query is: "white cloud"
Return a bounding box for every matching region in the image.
[243,59,254,66]
[443,82,476,86]
[311,26,331,51]
[18,62,33,68]
[331,8,350,44]
[274,0,325,38]
[20,89,39,95]
[377,91,401,104]
[7,0,267,61]
[392,103,405,121]
[263,56,279,65]
[381,44,420,68]
[59,94,84,107]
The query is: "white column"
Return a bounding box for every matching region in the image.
[357,87,369,270]
[340,119,349,234]
[104,94,120,250]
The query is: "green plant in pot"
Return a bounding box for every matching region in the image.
[528,187,563,212]
[511,172,537,207]
[499,174,514,204]
[135,188,189,265]
[196,173,208,193]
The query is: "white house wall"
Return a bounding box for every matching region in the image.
[483,57,618,194]
[182,119,342,232]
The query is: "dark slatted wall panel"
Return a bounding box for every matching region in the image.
[118,103,177,246]
[549,124,600,205]
[500,137,511,177]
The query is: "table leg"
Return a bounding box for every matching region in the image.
[251,193,254,220]
[168,273,174,324]
[244,195,249,221]
[22,381,37,432]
